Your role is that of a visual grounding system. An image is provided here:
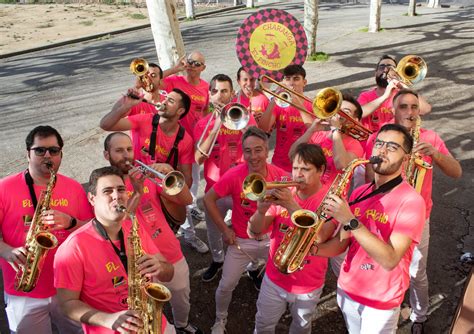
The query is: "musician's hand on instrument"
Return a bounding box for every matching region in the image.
[414,141,437,157]
[173,55,187,72]
[256,199,272,214]
[223,227,236,245]
[271,188,298,211]
[137,254,166,279]
[1,246,27,271]
[149,163,174,175]
[128,168,146,195]
[106,310,143,333]
[42,210,72,231]
[323,194,353,225]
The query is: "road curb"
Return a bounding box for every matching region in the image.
[0,4,246,59]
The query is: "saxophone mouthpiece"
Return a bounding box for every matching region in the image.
[369,156,383,164]
[115,205,127,213]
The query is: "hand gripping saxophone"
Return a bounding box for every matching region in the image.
[125,207,171,334]
[273,157,382,274]
[15,163,59,292]
[405,116,432,193]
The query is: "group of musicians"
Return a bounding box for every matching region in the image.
[0,51,462,334]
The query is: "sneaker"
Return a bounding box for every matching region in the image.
[202,261,223,282]
[176,322,204,334]
[190,207,205,221]
[211,318,227,334]
[411,322,425,334]
[247,269,263,291]
[185,236,209,254]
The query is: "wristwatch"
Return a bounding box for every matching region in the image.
[343,218,360,231]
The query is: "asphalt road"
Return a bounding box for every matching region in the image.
[0,1,473,333]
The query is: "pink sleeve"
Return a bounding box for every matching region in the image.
[213,168,237,198]
[308,131,326,145]
[128,114,148,131]
[54,239,84,291]
[432,133,451,156]
[163,76,176,92]
[392,193,426,243]
[73,184,94,221]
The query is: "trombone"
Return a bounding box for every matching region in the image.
[196,102,249,157]
[242,173,303,201]
[259,75,372,141]
[130,58,154,93]
[387,55,427,87]
[134,160,185,196]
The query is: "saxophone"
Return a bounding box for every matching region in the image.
[126,208,171,334]
[274,157,382,274]
[15,163,59,292]
[405,116,433,193]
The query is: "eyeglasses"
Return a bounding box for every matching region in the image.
[374,140,408,153]
[187,59,204,67]
[30,146,62,156]
[377,64,395,71]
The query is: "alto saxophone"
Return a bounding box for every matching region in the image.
[126,208,171,334]
[274,157,381,274]
[15,163,59,292]
[405,116,432,193]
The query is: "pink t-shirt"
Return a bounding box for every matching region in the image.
[358,87,395,133]
[163,75,209,137]
[193,113,257,192]
[266,185,333,293]
[54,220,168,334]
[0,171,93,298]
[364,128,450,218]
[271,101,311,172]
[308,131,364,185]
[125,178,183,264]
[128,101,157,117]
[338,181,425,310]
[212,163,290,239]
[128,113,194,166]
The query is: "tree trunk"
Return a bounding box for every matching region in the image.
[246,0,254,8]
[408,0,417,16]
[304,0,319,56]
[184,0,195,19]
[146,0,185,70]
[234,0,241,5]
[427,0,439,8]
[368,0,381,33]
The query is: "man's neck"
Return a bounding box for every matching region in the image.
[374,172,401,189]
[186,74,200,85]
[159,117,179,134]
[96,218,123,241]
[249,164,267,178]
[28,167,52,186]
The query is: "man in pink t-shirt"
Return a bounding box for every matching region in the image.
[249,143,337,333]
[366,90,462,332]
[100,88,209,254]
[318,123,426,333]
[259,64,311,172]
[290,94,365,186]
[54,166,175,334]
[204,126,290,334]
[0,125,94,333]
[103,132,204,334]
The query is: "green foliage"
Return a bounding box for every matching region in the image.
[129,13,146,19]
[308,52,329,62]
[359,27,369,32]
[0,0,17,4]
[79,20,94,26]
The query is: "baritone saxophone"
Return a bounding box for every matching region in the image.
[274,157,382,274]
[15,163,59,292]
[125,207,171,334]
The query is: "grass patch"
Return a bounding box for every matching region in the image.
[129,13,147,20]
[403,12,420,16]
[79,20,94,26]
[359,26,385,32]
[0,0,17,4]
[308,52,329,62]
[36,22,54,28]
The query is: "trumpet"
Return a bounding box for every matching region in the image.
[127,92,165,111]
[130,58,154,92]
[259,75,372,141]
[387,55,427,87]
[196,102,249,157]
[242,173,303,201]
[134,160,185,196]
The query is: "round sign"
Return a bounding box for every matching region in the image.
[236,9,308,81]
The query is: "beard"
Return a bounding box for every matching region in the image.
[376,75,389,88]
[109,156,133,174]
[373,156,404,176]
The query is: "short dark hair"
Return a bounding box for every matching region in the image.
[25,125,64,151]
[342,93,363,121]
[283,64,306,79]
[290,143,326,172]
[376,55,397,68]
[377,123,413,154]
[210,74,233,91]
[242,126,268,147]
[88,166,124,195]
[149,63,163,79]
[173,88,191,119]
[103,132,130,151]
[392,88,419,106]
[237,67,247,81]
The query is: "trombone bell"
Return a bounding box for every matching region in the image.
[391,55,427,86]
[312,87,342,120]
[221,103,249,131]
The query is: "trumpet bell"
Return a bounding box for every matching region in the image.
[394,55,427,86]
[243,173,265,201]
[162,171,186,196]
[312,87,342,119]
[130,58,149,77]
[221,103,249,131]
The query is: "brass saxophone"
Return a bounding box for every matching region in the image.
[126,208,171,334]
[274,157,382,274]
[15,163,59,292]
[405,116,432,193]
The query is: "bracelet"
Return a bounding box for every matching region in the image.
[65,217,77,230]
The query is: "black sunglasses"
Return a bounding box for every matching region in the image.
[30,146,62,156]
[187,59,204,67]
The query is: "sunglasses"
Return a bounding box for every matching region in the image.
[187,59,204,67]
[377,64,395,71]
[30,146,62,156]
[374,140,408,153]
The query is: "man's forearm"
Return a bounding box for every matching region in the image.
[62,299,111,328]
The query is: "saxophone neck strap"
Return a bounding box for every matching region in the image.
[25,169,38,209]
[93,219,128,274]
[349,174,403,206]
